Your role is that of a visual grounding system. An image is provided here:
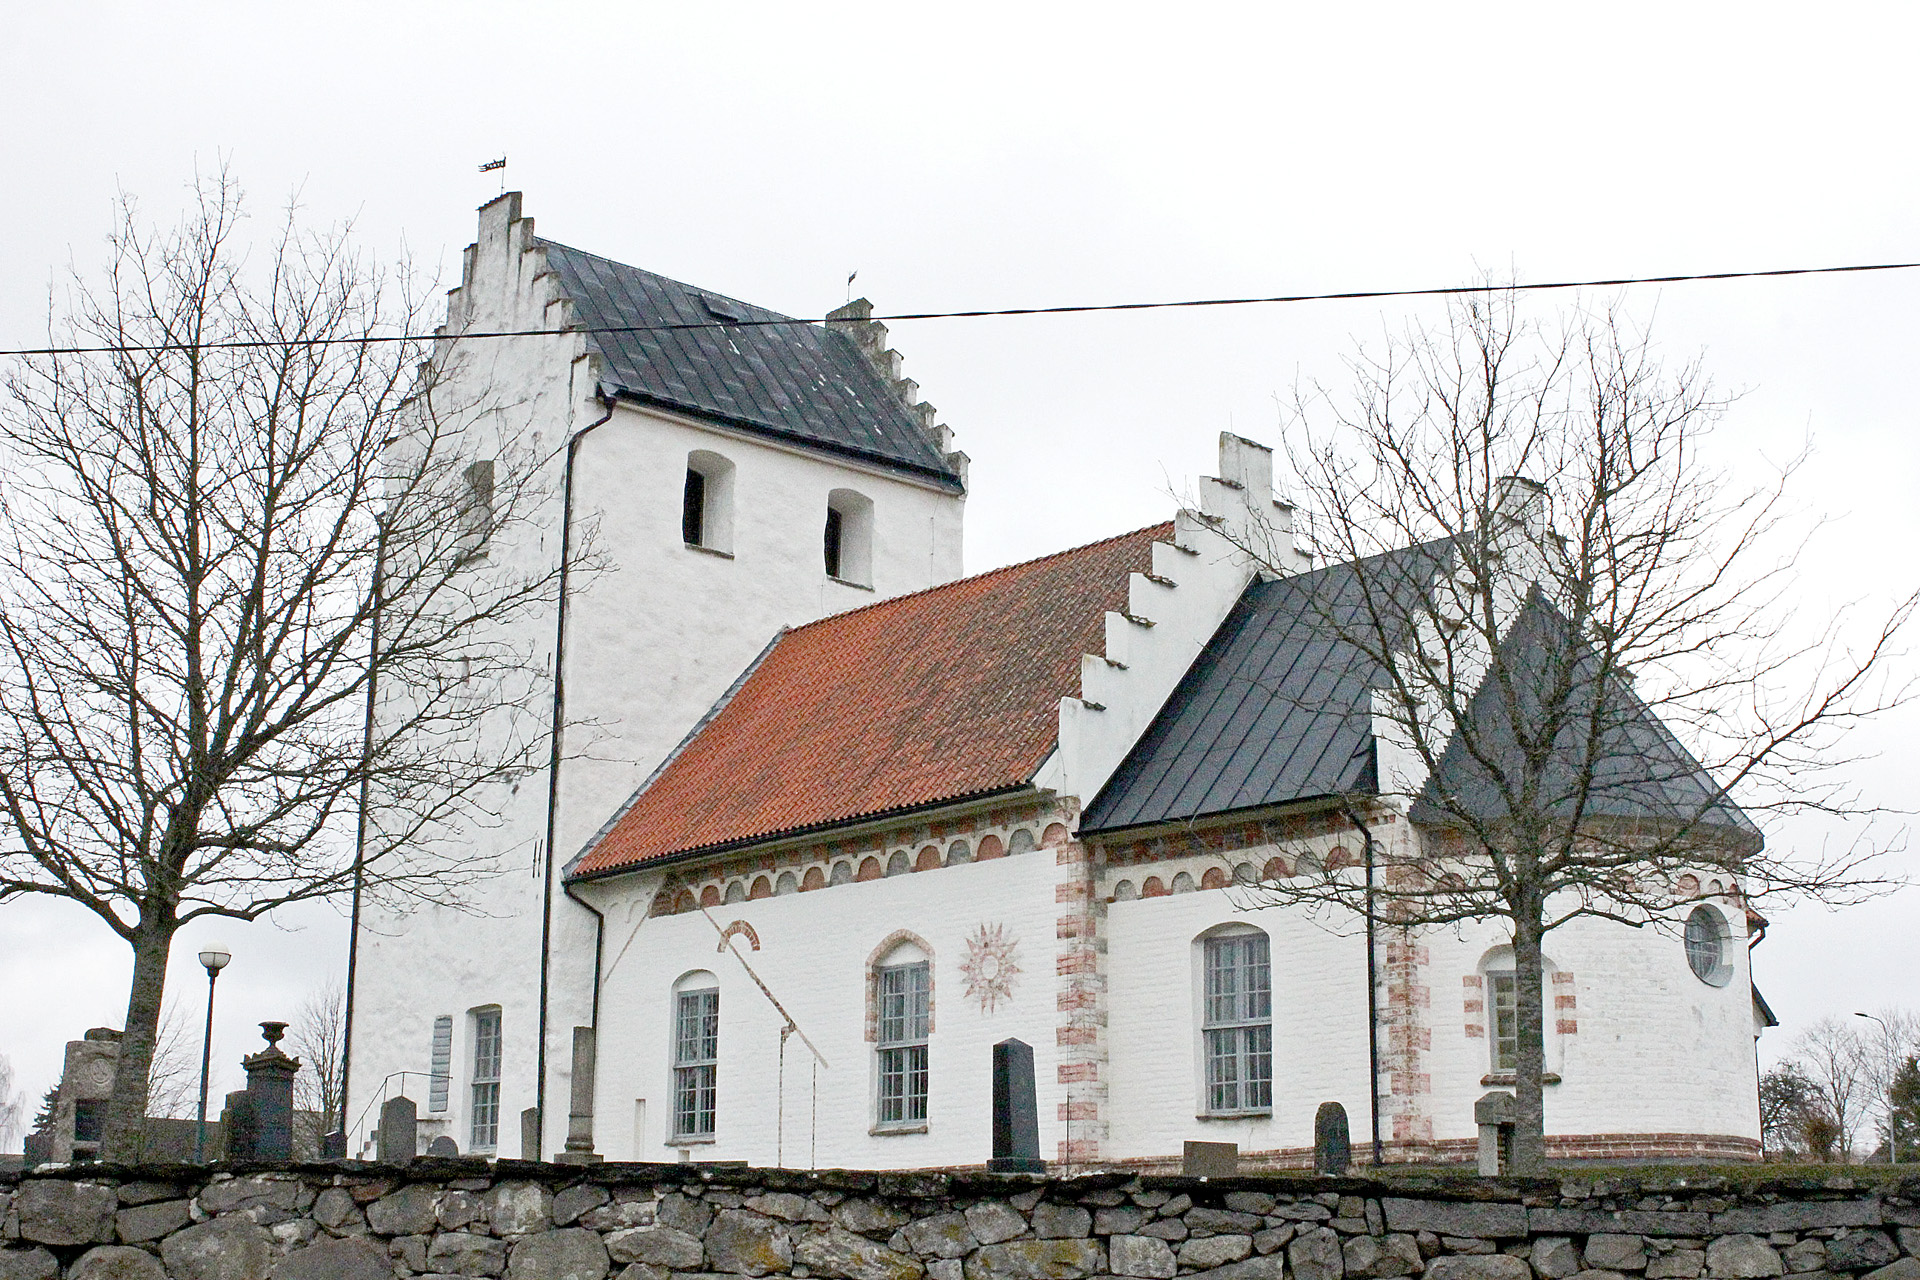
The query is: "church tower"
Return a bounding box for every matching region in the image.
[346,193,967,1159]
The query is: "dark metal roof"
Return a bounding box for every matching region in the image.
[1084,545,1756,846]
[537,241,962,489]
[1081,544,1445,835]
[1408,591,1760,841]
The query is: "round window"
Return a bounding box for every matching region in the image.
[1684,906,1729,986]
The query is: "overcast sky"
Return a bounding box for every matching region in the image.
[3,3,1916,1127]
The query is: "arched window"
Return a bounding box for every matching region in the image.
[683,451,735,553]
[870,935,932,1130]
[1477,947,1569,1077]
[825,488,874,585]
[1198,926,1271,1115]
[671,971,719,1139]
[468,1006,502,1152]
[1685,906,1733,986]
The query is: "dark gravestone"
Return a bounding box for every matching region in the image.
[426,1135,459,1157]
[378,1096,418,1163]
[1314,1101,1351,1174]
[241,1021,301,1160]
[320,1129,347,1159]
[222,1090,259,1160]
[987,1038,1045,1172]
[22,1130,53,1168]
[1182,1140,1239,1176]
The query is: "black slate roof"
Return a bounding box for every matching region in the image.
[1081,544,1446,835]
[1083,546,1756,845]
[1408,591,1759,841]
[538,241,962,489]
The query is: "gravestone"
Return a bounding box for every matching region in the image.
[521,1107,540,1161]
[1182,1140,1239,1176]
[1475,1090,1516,1176]
[320,1129,347,1159]
[241,1022,301,1160]
[378,1096,418,1163]
[1314,1101,1351,1174]
[221,1090,258,1160]
[22,1130,52,1168]
[556,1025,602,1164]
[426,1135,459,1157]
[987,1038,1045,1172]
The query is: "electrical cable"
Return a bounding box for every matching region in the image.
[3,259,1917,358]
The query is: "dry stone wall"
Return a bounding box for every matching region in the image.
[1,1162,1916,1280]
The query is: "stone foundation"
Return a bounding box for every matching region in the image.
[1,1161,1915,1280]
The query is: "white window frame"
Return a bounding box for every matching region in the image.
[1200,929,1272,1116]
[671,977,719,1141]
[469,1006,502,1152]
[1684,905,1734,986]
[428,1015,453,1113]
[875,960,931,1129]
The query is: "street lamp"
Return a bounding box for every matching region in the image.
[195,944,232,1163]
[1855,1012,1898,1165]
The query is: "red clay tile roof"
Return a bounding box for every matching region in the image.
[570,523,1173,878]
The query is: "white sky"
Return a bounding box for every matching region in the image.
[2,2,1916,1124]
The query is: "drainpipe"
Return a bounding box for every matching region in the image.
[339,513,389,1154]
[535,387,617,1158]
[1344,805,1384,1166]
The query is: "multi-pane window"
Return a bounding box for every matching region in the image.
[876,961,931,1126]
[1203,932,1272,1113]
[1685,907,1728,984]
[1489,972,1518,1073]
[674,986,719,1138]
[470,1007,502,1151]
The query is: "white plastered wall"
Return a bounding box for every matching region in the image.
[348,192,966,1158]
[574,844,1063,1170]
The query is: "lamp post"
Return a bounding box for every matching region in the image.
[195,944,232,1162]
[1855,1011,1898,1165]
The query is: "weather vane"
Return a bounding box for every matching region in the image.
[479,155,507,193]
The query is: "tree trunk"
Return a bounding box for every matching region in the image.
[1510,902,1548,1173]
[101,917,174,1162]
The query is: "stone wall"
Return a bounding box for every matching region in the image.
[2,1161,1916,1280]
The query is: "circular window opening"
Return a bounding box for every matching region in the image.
[1684,906,1731,986]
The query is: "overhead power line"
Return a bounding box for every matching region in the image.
[3,258,1917,358]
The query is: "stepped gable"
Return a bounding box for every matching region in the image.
[1083,542,1446,835]
[570,523,1172,877]
[537,240,961,488]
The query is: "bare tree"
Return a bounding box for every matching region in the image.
[0,172,561,1159]
[1791,1017,1874,1161]
[0,1053,24,1151]
[1232,289,1911,1170]
[144,1001,202,1120]
[1850,1007,1919,1162]
[290,980,345,1148]
[1759,1061,1816,1160]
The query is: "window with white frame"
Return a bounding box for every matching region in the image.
[876,958,931,1126]
[1488,972,1518,1073]
[469,1006,502,1151]
[1201,929,1272,1114]
[1684,906,1733,986]
[672,975,719,1139]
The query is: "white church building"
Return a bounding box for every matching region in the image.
[347,193,1770,1171]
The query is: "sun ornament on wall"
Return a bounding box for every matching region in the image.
[960,922,1021,1014]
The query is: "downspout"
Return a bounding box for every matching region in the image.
[339,512,389,1153]
[535,387,617,1158]
[1344,804,1384,1166]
